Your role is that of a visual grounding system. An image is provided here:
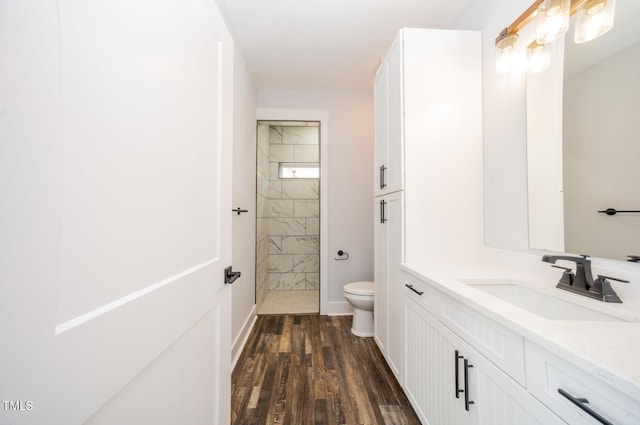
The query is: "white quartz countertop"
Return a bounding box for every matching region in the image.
[401,259,640,402]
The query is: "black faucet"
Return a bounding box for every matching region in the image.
[541,254,594,291]
[541,254,627,303]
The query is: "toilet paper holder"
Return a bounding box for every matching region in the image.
[335,250,350,261]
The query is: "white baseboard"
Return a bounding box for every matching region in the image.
[324,301,353,316]
[231,305,257,371]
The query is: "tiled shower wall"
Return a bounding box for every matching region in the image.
[255,124,270,308]
[267,125,319,291]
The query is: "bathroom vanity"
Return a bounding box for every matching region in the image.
[373,26,640,425]
[399,260,640,424]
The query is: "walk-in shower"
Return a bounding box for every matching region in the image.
[255,121,320,314]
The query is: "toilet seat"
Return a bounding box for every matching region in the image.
[344,281,374,296]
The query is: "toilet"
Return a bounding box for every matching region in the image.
[343,281,375,337]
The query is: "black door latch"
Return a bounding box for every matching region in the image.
[224,266,241,284]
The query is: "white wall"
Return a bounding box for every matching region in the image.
[257,90,374,308]
[453,0,532,253]
[563,42,640,260]
[231,49,258,365]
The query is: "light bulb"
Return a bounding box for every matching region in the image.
[495,32,519,74]
[575,0,616,43]
[527,42,550,74]
[536,0,571,44]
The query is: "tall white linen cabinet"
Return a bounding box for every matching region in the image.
[373,26,484,405]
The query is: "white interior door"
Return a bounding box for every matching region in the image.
[0,0,234,424]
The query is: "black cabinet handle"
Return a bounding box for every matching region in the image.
[558,389,613,425]
[464,359,474,411]
[380,200,387,224]
[380,165,387,189]
[454,350,464,399]
[405,284,423,296]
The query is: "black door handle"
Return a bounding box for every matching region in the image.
[232,207,249,215]
[224,266,241,284]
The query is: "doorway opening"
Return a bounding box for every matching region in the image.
[255,121,320,314]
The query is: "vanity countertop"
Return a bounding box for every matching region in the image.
[401,259,640,402]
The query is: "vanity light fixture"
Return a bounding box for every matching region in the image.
[495,29,520,74]
[574,0,616,43]
[536,0,572,43]
[495,0,616,74]
[527,40,551,73]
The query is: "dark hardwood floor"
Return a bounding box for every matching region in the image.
[231,315,421,425]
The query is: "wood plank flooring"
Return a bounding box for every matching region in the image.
[232,315,421,425]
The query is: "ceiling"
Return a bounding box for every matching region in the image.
[217,0,470,91]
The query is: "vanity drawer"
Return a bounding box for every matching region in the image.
[437,293,526,385]
[401,272,437,315]
[526,341,640,425]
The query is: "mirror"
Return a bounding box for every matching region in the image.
[527,0,640,261]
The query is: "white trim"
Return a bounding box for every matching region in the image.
[231,305,257,370]
[256,108,330,315]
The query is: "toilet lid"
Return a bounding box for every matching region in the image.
[344,281,374,296]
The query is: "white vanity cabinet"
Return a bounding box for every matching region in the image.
[373,191,403,379]
[526,342,640,424]
[402,270,567,425]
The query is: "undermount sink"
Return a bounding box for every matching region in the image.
[461,279,636,322]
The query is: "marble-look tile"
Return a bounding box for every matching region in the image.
[268,236,282,254]
[294,145,319,162]
[269,126,282,144]
[282,126,318,145]
[258,124,270,139]
[294,255,319,273]
[306,218,319,235]
[281,236,319,254]
[294,200,319,218]
[269,162,279,180]
[269,218,306,236]
[268,144,293,162]
[257,148,270,175]
[269,255,294,273]
[256,218,269,242]
[269,199,294,218]
[268,181,282,199]
[258,130,269,154]
[305,273,320,290]
[256,195,269,218]
[257,171,269,196]
[282,180,319,199]
[269,273,306,291]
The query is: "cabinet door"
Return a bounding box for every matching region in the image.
[385,32,403,194]
[374,61,388,196]
[385,192,403,380]
[466,345,567,425]
[374,197,388,352]
[403,295,471,425]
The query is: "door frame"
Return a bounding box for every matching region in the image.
[256,108,329,314]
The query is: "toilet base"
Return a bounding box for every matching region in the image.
[351,309,374,337]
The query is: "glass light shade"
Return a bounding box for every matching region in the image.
[496,32,519,74]
[527,43,550,73]
[574,0,616,43]
[536,0,571,44]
